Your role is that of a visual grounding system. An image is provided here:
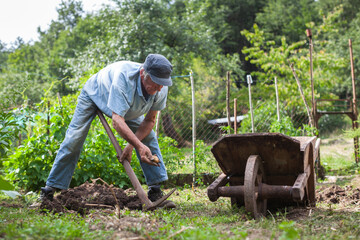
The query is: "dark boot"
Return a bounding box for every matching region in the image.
[29,186,57,208]
[40,186,57,201]
[148,186,176,209]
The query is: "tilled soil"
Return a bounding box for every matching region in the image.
[316,184,360,206]
[40,179,142,215]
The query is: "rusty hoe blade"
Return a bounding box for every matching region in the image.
[144,188,177,211]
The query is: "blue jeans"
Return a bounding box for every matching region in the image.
[46,90,168,189]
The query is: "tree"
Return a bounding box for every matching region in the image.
[255,0,320,44]
[56,0,84,29]
[317,0,360,23]
[0,41,9,72]
[241,20,347,122]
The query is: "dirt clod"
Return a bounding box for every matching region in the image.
[316,185,360,206]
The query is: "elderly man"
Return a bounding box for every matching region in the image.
[40,54,175,208]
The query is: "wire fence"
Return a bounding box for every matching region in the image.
[153,73,318,182]
[157,75,311,147]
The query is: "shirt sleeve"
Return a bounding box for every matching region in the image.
[150,86,168,111]
[107,73,132,117]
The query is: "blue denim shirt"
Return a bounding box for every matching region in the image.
[83,61,168,120]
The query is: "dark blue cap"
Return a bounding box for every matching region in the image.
[143,54,173,86]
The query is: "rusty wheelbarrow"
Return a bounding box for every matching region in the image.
[207,133,320,219]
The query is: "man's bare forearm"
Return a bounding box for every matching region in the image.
[112,113,143,150]
[112,110,157,148]
[132,110,157,142]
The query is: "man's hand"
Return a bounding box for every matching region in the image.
[120,144,134,163]
[120,143,158,166]
[138,144,159,166]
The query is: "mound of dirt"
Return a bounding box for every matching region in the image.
[40,180,142,215]
[316,185,360,205]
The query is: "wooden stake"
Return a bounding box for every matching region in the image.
[226,71,231,134]
[190,71,197,185]
[234,98,237,134]
[57,92,62,107]
[247,75,255,133]
[275,77,280,122]
[47,100,50,137]
[155,111,161,138]
[290,64,314,128]
[307,29,316,127]
[349,39,359,163]
[57,92,63,117]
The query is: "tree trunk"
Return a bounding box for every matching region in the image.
[162,113,191,148]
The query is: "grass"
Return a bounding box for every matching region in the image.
[0,199,115,239]
[320,136,360,175]
[1,184,360,240]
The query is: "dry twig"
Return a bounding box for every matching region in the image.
[91,178,121,218]
[167,226,193,239]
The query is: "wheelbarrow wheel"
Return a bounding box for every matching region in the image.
[244,155,267,219]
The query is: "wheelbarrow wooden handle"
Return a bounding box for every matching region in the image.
[96,110,174,210]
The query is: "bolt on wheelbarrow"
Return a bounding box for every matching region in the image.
[97,110,175,211]
[207,133,320,219]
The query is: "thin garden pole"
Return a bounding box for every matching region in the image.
[155,111,161,138]
[349,39,359,163]
[57,92,63,117]
[190,71,197,185]
[57,92,62,106]
[275,77,280,122]
[226,71,231,134]
[234,98,237,134]
[290,64,314,128]
[247,75,255,133]
[47,100,50,137]
[306,29,316,127]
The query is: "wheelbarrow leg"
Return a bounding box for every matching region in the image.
[307,142,316,207]
[244,155,267,219]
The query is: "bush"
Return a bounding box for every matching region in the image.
[4,93,203,190]
[0,107,26,169]
[158,136,185,172]
[269,116,317,136]
[3,95,144,190]
[239,101,277,133]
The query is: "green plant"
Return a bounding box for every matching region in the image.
[194,140,217,173]
[269,116,318,136]
[0,107,26,197]
[3,94,146,190]
[0,110,25,160]
[278,221,300,240]
[158,135,185,172]
[219,125,232,135]
[75,117,144,189]
[269,116,299,136]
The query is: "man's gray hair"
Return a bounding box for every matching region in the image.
[141,66,150,79]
